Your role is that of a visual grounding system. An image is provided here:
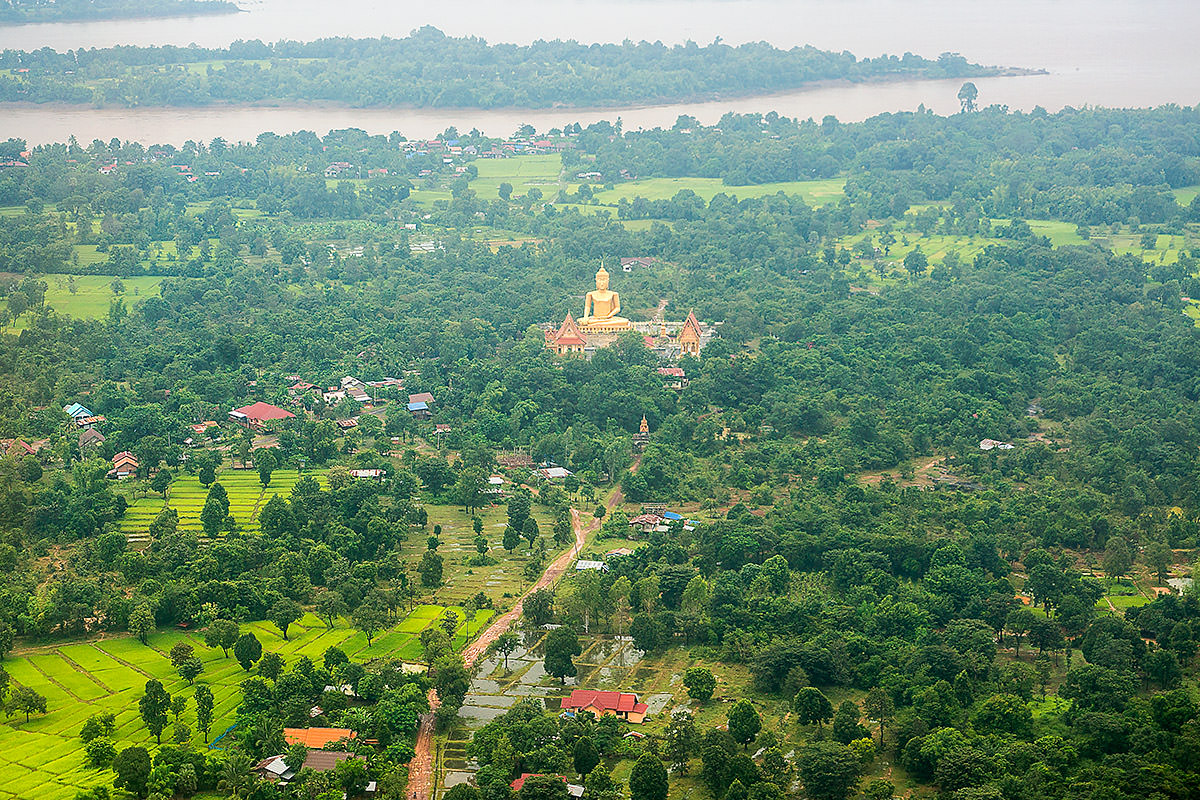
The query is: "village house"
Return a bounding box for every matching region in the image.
[254,750,356,784]
[656,366,687,390]
[335,418,358,430]
[108,451,139,479]
[575,559,608,572]
[536,465,572,481]
[620,256,657,272]
[979,439,1015,451]
[283,727,355,748]
[78,428,106,450]
[324,161,355,178]
[349,468,386,481]
[190,421,219,437]
[560,690,648,723]
[628,513,662,529]
[1,439,37,459]
[63,402,94,420]
[510,775,583,798]
[229,401,295,428]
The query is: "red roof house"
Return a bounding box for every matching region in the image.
[560,690,648,723]
[510,774,583,797]
[108,451,139,479]
[230,402,295,426]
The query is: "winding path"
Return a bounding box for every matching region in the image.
[406,475,631,800]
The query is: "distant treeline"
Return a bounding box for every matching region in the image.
[0,26,1003,108]
[0,0,236,24]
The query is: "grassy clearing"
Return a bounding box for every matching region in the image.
[423,500,558,606]
[1173,185,1199,206]
[0,604,489,800]
[836,217,1197,288]
[472,155,564,199]
[3,274,163,332]
[119,469,328,542]
[581,176,846,207]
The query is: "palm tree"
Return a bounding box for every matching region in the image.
[218,753,256,800]
[342,708,374,738]
[249,715,284,757]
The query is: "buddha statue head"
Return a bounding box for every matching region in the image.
[595,266,610,291]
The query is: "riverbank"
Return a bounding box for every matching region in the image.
[0,0,237,26]
[0,69,1045,115]
[2,71,1147,147]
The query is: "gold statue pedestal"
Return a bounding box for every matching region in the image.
[579,318,632,334]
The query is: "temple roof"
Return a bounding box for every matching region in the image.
[680,310,702,339]
[552,313,587,345]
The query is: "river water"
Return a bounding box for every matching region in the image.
[0,0,1197,145]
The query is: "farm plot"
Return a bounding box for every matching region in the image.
[421,501,558,605]
[119,469,327,542]
[0,601,490,800]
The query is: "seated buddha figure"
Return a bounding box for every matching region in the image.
[579,267,630,329]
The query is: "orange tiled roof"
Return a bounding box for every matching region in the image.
[283,727,355,748]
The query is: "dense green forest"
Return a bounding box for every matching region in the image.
[0,0,235,24]
[0,27,1004,107]
[0,103,1197,800]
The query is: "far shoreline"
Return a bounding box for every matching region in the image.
[0,69,1048,116]
[0,3,239,29]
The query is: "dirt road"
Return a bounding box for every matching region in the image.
[405,478,629,800]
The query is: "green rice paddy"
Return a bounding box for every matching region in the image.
[120,469,327,542]
[0,605,491,800]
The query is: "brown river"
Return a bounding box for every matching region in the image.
[0,0,1197,145]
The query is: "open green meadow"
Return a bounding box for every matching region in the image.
[119,469,327,544]
[3,274,164,331]
[472,155,564,199]
[1173,185,1200,206]
[579,176,846,207]
[0,605,491,800]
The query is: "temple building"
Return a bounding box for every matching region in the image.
[544,266,712,358]
[632,414,650,452]
[679,311,703,357]
[545,313,587,356]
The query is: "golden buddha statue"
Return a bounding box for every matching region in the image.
[579,266,631,330]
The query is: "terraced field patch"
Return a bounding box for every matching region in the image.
[0,603,490,800]
[119,469,327,544]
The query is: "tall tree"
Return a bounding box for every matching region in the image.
[727,700,762,749]
[233,632,262,671]
[195,683,214,742]
[128,604,155,644]
[629,751,669,800]
[544,626,582,683]
[204,619,239,656]
[574,735,601,778]
[138,679,170,743]
[269,597,303,641]
[793,687,834,729]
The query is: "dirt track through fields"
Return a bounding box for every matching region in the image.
[405,473,632,800]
